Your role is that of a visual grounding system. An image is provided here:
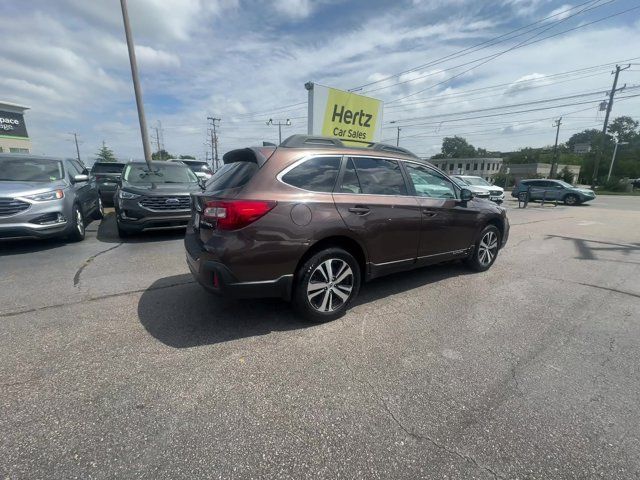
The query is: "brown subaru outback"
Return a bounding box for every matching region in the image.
[185,135,509,322]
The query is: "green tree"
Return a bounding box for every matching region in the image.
[556,166,574,183]
[179,155,196,159]
[608,116,639,142]
[566,129,611,153]
[152,149,174,160]
[95,144,117,162]
[440,136,477,158]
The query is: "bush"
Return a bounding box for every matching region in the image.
[601,177,626,192]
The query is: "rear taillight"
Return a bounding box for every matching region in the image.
[202,200,276,230]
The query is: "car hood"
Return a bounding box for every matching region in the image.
[575,188,595,195]
[0,180,67,197]
[470,184,504,192]
[121,182,202,195]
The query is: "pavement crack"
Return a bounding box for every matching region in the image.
[341,358,504,480]
[73,243,123,287]
[0,279,196,318]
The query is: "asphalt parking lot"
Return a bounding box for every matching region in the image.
[1,196,639,479]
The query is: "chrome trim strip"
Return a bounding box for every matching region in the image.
[371,258,415,267]
[417,248,470,260]
[228,274,294,287]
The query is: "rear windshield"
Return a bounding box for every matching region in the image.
[0,158,64,182]
[123,163,198,184]
[92,163,125,174]
[204,162,258,193]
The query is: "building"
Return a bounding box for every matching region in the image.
[428,157,504,182]
[506,163,581,184]
[0,101,31,153]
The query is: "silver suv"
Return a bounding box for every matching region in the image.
[0,154,103,241]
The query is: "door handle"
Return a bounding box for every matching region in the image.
[422,208,438,217]
[348,206,371,215]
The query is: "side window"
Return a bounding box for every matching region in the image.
[350,157,408,196]
[65,160,82,177]
[281,156,341,193]
[405,163,456,199]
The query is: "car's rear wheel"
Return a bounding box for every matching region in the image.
[92,196,104,220]
[67,204,86,242]
[293,247,361,322]
[464,225,500,272]
[564,194,580,206]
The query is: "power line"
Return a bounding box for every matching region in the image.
[387,1,640,104]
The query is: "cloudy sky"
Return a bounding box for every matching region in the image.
[1,0,639,163]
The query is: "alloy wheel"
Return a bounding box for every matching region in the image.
[307,259,354,313]
[76,207,84,235]
[478,230,498,267]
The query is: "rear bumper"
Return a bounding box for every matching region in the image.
[186,251,293,300]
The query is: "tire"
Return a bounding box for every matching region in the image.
[464,225,500,272]
[564,194,580,206]
[116,220,130,238]
[92,196,104,220]
[67,204,86,242]
[292,247,361,323]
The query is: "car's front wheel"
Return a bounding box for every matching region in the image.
[293,247,361,322]
[67,204,86,242]
[564,194,580,206]
[92,196,104,220]
[464,225,500,272]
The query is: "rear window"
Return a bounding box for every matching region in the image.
[205,161,258,193]
[281,156,341,192]
[92,163,125,174]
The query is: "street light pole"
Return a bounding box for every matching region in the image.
[607,139,628,182]
[266,119,291,144]
[396,127,401,147]
[120,0,152,169]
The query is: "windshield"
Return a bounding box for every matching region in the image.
[92,163,125,174]
[452,177,468,188]
[123,163,198,184]
[0,158,64,182]
[463,176,491,186]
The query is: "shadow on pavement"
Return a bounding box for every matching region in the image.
[0,236,71,256]
[96,212,186,244]
[138,262,473,349]
[546,235,640,262]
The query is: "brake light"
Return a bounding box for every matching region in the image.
[203,200,277,230]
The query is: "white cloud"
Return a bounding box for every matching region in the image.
[503,73,551,96]
[272,0,314,19]
[546,4,574,21]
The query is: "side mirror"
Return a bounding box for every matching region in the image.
[72,174,89,183]
[459,188,473,202]
[198,178,207,189]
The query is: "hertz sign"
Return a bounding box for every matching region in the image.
[0,110,28,138]
[307,83,383,145]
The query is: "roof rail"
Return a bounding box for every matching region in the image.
[369,143,419,158]
[279,134,419,158]
[280,135,344,148]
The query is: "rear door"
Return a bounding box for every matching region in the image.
[333,156,421,276]
[402,162,480,262]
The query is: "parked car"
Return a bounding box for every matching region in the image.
[91,161,125,205]
[185,135,509,322]
[168,159,213,181]
[511,179,596,205]
[115,161,204,237]
[450,176,491,200]
[0,154,103,241]
[452,175,504,203]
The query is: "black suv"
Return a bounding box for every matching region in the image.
[91,162,125,205]
[115,161,203,237]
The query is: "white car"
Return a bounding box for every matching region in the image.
[168,159,213,181]
[453,175,505,203]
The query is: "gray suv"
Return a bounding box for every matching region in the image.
[0,154,103,241]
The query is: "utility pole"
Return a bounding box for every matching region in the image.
[266,118,291,144]
[607,138,628,182]
[592,64,630,188]
[549,117,562,178]
[120,0,152,168]
[153,125,161,157]
[396,126,401,147]
[207,117,221,171]
[69,132,81,163]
